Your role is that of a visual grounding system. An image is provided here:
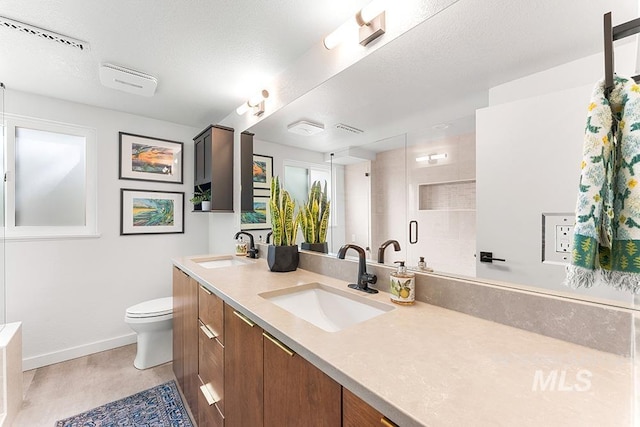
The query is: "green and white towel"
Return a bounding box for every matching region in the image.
[566,75,640,293]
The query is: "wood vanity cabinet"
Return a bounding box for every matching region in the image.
[343,388,398,427]
[193,125,234,212]
[224,304,264,427]
[263,332,341,426]
[172,267,199,417]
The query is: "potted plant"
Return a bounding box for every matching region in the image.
[190,185,211,211]
[300,180,330,253]
[267,176,300,272]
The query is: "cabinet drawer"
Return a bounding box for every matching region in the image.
[198,376,225,427]
[343,388,397,427]
[199,321,224,415]
[199,285,224,344]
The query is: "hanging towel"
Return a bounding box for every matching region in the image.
[566,75,640,293]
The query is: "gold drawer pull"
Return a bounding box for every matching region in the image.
[233,310,256,327]
[198,321,217,339]
[380,417,397,427]
[199,285,212,295]
[263,332,294,357]
[199,384,218,406]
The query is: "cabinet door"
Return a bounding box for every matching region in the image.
[263,333,341,427]
[183,276,200,417]
[224,305,264,427]
[199,285,224,344]
[172,267,186,390]
[343,388,398,427]
[194,135,206,186]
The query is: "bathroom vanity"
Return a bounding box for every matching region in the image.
[172,254,632,426]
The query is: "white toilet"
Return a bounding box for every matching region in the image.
[125,297,173,370]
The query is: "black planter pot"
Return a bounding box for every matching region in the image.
[267,245,299,272]
[300,242,328,254]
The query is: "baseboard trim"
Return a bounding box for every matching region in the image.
[22,333,137,371]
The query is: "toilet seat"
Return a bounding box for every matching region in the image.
[126,297,173,318]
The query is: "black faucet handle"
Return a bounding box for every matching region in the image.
[362,273,377,285]
[247,248,259,259]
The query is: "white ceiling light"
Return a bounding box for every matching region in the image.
[99,63,157,97]
[236,90,269,116]
[416,153,448,162]
[287,120,325,136]
[323,0,386,49]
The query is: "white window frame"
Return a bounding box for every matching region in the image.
[282,159,333,223]
[4,114,98,239]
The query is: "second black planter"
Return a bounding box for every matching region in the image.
[267,245,299,272]
[300,242,328,254]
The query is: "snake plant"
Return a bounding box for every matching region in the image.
[269,176,300,246]
[300,180,330,244]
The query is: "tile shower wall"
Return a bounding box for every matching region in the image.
[363,132,476,276]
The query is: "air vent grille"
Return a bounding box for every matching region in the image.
[0,16,89,51]
[335,123,364,134]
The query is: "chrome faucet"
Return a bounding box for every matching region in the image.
[337,244,378,293]
[377,239,401,264]
[234,231,258,258]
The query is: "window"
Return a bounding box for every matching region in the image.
[4,115,97,238]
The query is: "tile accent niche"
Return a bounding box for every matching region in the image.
[419,179,476,211]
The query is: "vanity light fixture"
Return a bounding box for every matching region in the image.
[416,153,448,162]
[323,0,386,50]
[236,89,270,116]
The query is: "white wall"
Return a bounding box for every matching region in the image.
[476,43,638,305]
[5,90,209,369]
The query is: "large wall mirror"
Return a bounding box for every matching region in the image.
[246,0,639,309]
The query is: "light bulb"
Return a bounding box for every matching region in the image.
[359,0,386,24]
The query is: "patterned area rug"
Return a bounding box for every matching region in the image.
[54,380,193,426]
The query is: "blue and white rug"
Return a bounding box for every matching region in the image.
[55,380,193,426]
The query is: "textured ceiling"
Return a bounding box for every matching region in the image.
[248,0,638,154]
[1,0,638,146]
[0,0,369,127]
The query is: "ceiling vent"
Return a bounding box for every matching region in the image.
[0,16,89,51]
[99,63,158,97]
[335,123,364,135]
[287,120,325,136]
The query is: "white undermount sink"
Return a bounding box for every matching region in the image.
[194,255,253,269]
[259,282,394,332]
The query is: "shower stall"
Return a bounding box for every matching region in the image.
[0,82,23,426]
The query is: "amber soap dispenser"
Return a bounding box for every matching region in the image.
[390,261,415,305]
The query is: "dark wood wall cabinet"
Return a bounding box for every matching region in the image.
[193,125,234,212]
[240,131,254,212]
[172,269,399,426]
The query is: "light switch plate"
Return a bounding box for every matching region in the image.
[542,213,575,265]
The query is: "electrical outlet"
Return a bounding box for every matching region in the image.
[542,213,575,264]
[555,225,574,253]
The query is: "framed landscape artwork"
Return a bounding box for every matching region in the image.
[119,132,183,184]
[121,189,184,235]
[252,154,273,190]
[240,196,271,230]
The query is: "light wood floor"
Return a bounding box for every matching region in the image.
[13,344,177,426]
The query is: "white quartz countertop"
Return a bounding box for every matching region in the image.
[173,255,633,427]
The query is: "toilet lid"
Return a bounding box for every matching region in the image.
[126,297,173,318]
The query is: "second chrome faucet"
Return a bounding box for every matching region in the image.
[337,244,378,293]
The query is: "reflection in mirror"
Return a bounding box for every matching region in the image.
[247,0,639,309]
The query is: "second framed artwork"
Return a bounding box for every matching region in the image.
[119,132,184,184]
[121,189,185,235]
[240,196,271,230]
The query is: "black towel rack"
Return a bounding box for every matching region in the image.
[604,12,640,93]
